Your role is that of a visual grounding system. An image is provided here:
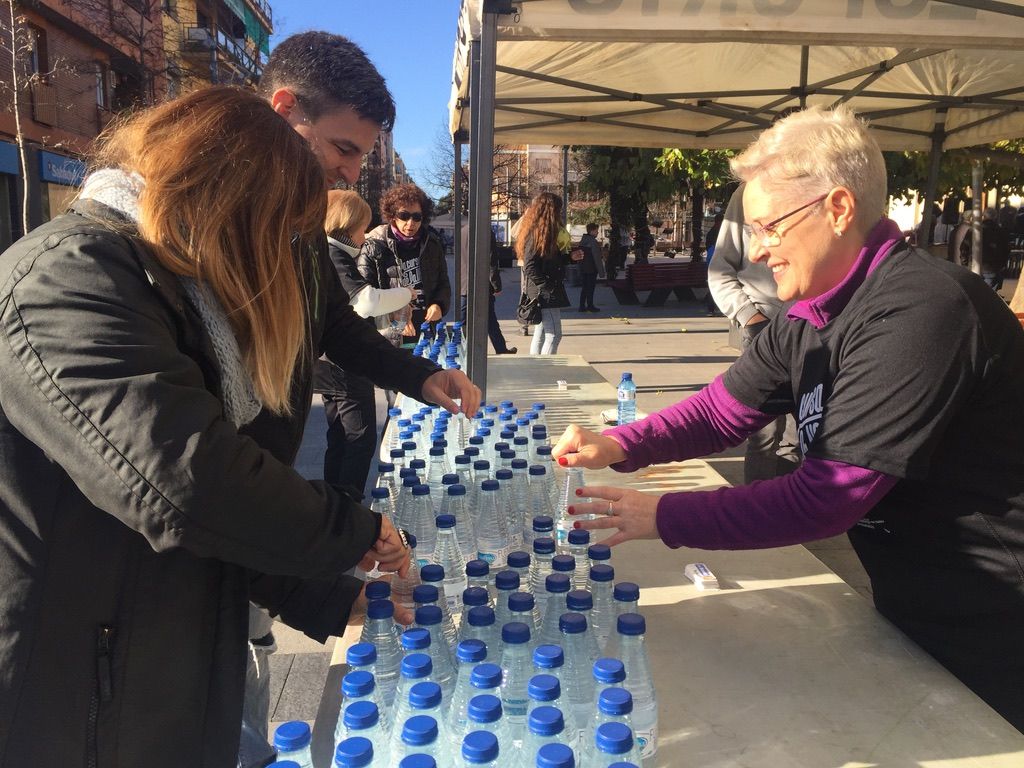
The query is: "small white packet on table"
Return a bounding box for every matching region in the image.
[684,562,720,590]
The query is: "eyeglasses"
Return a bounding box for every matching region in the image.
[395,210,423,223]
[744,193,828,248]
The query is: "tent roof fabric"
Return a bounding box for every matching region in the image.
[450,0,1024,151]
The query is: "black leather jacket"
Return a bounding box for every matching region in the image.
[358,223,452,320]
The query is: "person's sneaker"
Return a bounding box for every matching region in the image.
[587,306,601,313]
[497,347,518,355]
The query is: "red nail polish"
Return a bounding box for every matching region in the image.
[567,506,575,515]
[558,456,568,466]
[575,488,582,496]
[573,522,581,529]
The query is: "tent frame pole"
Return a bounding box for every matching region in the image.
[453,138,463,322]
[919,109,948,251]
[971,160,984,275]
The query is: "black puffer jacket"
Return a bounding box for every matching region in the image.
[522,241,572,309]
[358,224,451,326]
[0,202,439,766]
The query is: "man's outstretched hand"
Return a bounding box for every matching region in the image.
[422,369,482,418]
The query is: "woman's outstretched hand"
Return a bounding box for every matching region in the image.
[551,424,627,470]
[569,485,662,548]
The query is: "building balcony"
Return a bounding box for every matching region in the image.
[30,81,58,126]
[215,28,262,82]
[245,0,273,29]
[181,26,216,53]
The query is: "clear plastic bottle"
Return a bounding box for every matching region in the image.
[431,515,468,616]
[558,613,597,738]
[607,614,657,761]
[613,582,640,616]
[616,373,637,426]
[458,605,498,659]
[593,658,626,692]
[375,465,399,516]
[531,646,579,747]
[493,468,523,552]
[493,570,520,629]
[520,705,568,768]
[527,467,556,542]
[418,566,459,651]
[398,755,436,768]
[390,448,407,472]
[531,428,549,464]
[529,538,557,619]
[393,475,420,533]
[475,480,510,567]
[359,600,402,702]
[426,448,449,511]
[409,457,427,479]
[580,686,636,766]
[413,582,458,656]
[454,454,475,506]
[563,530,591,588]
[465,561,494,606]
[509,458,532,531]
[333,735,376,768]
[273,721,313,768]
[390,653,435,754]
[338,701,388,767]
[498,621,533,742]
[461,730,501,767]
[506,551,532,593]
[535,743,575,768]
[588,544,611,571]
[557,468,589,542]
[513,435,531,464]
[498,449,517,473]
[395,715,445,767]
[346,642,378,678]
[408,485,437,567]
[589,566,617,652]
[407,681,451,754]
[531,402,548,430]
[462,586,491,614]
[334,671,388,748]
[537,574,572,647]
[551,554,576,587]
[391,534,422,613]
[593,721,642,767]
[441,485,478,565]
[414,605,456,699]
[529,515,555,552]
[460,694,509,752]
[446,639,488,751]
[401,627,432,659]
[533,447,561,510]
[566,591,601,659]
[508,591,542,641]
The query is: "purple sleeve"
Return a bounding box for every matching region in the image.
[604,375,774,473]
[655,457,898,550]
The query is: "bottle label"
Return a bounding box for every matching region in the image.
[618,389,636,401]
[477,547,509,566]
[635,725,658,758]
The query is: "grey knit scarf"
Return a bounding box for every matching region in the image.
[79,169,262,427]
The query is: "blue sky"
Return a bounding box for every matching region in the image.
[270,1,461,197]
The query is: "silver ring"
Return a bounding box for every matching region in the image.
[607,501,614,516]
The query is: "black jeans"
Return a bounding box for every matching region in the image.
[461,294,512,353]
[322,367,377,498]
[579,272,598,309]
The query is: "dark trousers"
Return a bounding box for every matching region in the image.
[322,367,377,498]
[579,272,598,309]
[461,294,512,353]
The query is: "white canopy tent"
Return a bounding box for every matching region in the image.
[450,0,1024,390]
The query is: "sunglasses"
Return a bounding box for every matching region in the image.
[395,211,423,223]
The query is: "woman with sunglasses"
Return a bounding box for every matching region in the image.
[360,182,451,344]
[553,106,1024,730]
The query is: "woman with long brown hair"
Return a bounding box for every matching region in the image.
[0,86,414,765]
[516,191,582,354]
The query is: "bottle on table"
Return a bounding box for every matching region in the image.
[493,569,521,628]
[508,591,542,641]
[529,538,557,619]
[446,639,489,751]
[442,484,478,565]
[359,600,402,702]
[408,485,438,567]
[431,514,468,615]
[272,721,313,768]
[418,567,459,651]
[537,574,572,647]
[580,687,637,766]
[588,544,612,571]
[616,373,637,426]
[593,721,643,767]
[527,467,556,542]
[462,586,491,614]
[607,613,657,761]
[461,730,501,767]
[535,742,575,768]
[465,560,495,605]
[563,530,591,587]
[494,468,524,551]
[346,642,378,678]
[391,534,422,612]
[558,613,597,737]
[457,605,498,658]
[333,735,376,768]
[398,755,436,768]
[506,550,532,593]
[589,565,617,652]
[414,605,456,699]
[613,582,640,617]
[395,715,446,767]
[475,480,510,567]
[338,701,388,766]
[557,468,590,541]
[520,705,569,768]
[498,621,533,743]
[566,590,602,659]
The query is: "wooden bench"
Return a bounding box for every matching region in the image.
[608,260,708,306]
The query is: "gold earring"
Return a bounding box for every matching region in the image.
[834,229,843,237]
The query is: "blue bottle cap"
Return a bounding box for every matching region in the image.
[346,642,376,667]
[480,479,499,492]
[420,564,444,583]
[502,621,530,645]
[413,584,439,605]
[273,720,312,751]
[567,590,593,611]
[599,686,634,716]
[614,582,640,602]
[535,434,550,443]
[545,574,571,594]
[532,402,546,411]
[464,446,480,457]
[484,404,498,413]
[412,484,430,497]
[441,473,459,487]
[406,533,417,550]
[533,537,556,555]
[365,580,390,601]
[333,735,374,768]
[415,605,442,627]
[341,670,374,698]
[507,551,531,568]
[495,469,513,481]
[589,564,615,583]
[401,714,438,747]
[469,436,484,447]
[412,411,426,421]
[471,662,503,690]
[517,417,532,427]
[500,450,517,460]
[589,543,612,561]
[466,559,489,577]
[495,570,520,591]
[435,514,456,529]
[366,599,394,620]
[528,465,546,476]
[401,627,431,651]
[342,700,379,730]
[429,447,444,457]
[474,460,491,472]
[528,705,565,737]
[377,462,395,473]
[399,466,417,478]
[508,591,535,613]
[593,657,626,684]
[617,612,646,636]
[467,694,502,724]
[390,449,405,460]
[528,673,560,702]
[621,372,633,381]
[409,680,443,710]
[500,400,514,408]
[398,756,436,768]
[388,407,403,417]
[596,722,634,755]
[536,743,574,768]
[370,487,390,501]
[514,436,529,446]
[567,528,590,545]
[467,605,495,627]
[551,555,576,573]
[462,730,500,763]
[455,454,471,465]
[533,644,565,669]
[456,638,487,663]
[400,652,432,679]
[511,458,528,469]
[402,475,419,488]
[498,435,514,445]
[409,458,425,470]
[532,515,554,531]
[559,612,587,635]
[462,587,490,608]
[448,484,467,496]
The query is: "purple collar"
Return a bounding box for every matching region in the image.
[390,223,421,243]
[787,217,905,329]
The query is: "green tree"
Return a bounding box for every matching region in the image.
[656,149,736,258]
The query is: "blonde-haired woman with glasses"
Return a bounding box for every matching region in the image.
[0,86,416,765]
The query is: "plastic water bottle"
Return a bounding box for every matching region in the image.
[462,586,491,614]
[498,622,533,742]
[616,373,636,426]
[374,466,399,516]
[531,646,579,747]
[401,627,432,659]
[507,551,532,592]
[459,694,507,752]
[533,448,561,510]
[407,486,437,566]
[531,428,549,464]
[493,570,521,628]
[613,582,640,617]
[273,721,313,768]
[513,435,531,464]
[390,448,407,472]
[431,515,468,615]
[346,642,379,678]
[525,678,577,759]
[333,735,376,768]
[446,639,488,750]
[586,565,617,652]
[529,515,555,552]
[338,701,387,766]
[465,561,494,605]
[399,755,437,768]
[559,613,597,737]
[564,530,591,588]
[557,468,590,542]
[593,658,626,693]
[426,448,449,511]
[508,591,542,641]
[529,538,557,619]
[407,681,451,754]
[462,730,501,767]
[413,582,458,655]
[395,715,445,766]
[588,544,611,571]
[608,614,657,760]
[334,671,388,747]
[390,654,434,754]
[414,606,456,698]
[359,600,402,702]
[494,468,524,551]
[510,458,531,526]
[391,535,422,612]
[551,554,576,587]
[537,575,572,647]
[442,485,478,564]
[527,467,556,540]
[418,566,459,650]
[535,743,574,768]
[566,591,602,659]
[593,722,642,767]
[454,454,475,505]
[580,687,635,764]
[458,606,498,658]
[409,457,426,479]
[475,480,510,567]
[521,706,568,768]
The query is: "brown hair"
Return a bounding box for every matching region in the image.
[380,182,434,225]
[514,192,563,262]
[93,86,325,414]
[325,189,371,240]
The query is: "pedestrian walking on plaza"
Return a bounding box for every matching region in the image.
[555,105,1024,732]
[360,182,452,344]
[577,221,603,312]
[517,192,582,355]
[320,190,419,496]
[708,184,799,482]
[460,220,517,354]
